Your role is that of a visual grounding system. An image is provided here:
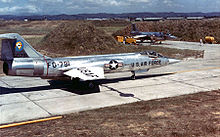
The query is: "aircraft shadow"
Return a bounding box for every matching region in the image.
[0,73,173,96]
[98,73,172,84]
[0,80,99,95]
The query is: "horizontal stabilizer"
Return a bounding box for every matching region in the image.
[64,67,105,81]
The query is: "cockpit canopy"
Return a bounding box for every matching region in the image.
[140,51,164,58]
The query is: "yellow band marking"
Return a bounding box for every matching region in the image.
[0,116,62,129]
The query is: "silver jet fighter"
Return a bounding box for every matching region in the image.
[0,33,180,83]
[131,24,177,43]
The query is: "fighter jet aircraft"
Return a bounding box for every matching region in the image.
[131,24,177,43]
[0,33,180,87]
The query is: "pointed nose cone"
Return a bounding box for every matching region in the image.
[170,35,177,39]
[168,58,181,64]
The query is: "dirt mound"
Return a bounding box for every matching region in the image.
[113,20,220,43]
[36,21,204,59]
[39,21,124,57]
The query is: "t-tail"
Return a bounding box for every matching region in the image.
[0,33,48,76]
[131,24,140,35]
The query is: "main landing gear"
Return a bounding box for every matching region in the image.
[71,78,96,89]
[131,71,136,80]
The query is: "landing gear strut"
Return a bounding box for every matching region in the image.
[71,77,80,87]
[131,71,135,80]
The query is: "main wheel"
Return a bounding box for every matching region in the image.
[71,78,80,88]
[131,75,135,80]
[88,81,95,89]
[81,81,100,94]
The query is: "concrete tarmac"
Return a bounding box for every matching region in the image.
[1,41,220,124]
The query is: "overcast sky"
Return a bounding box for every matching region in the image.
[0,0,220,15]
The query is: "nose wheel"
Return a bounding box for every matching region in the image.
[131,71,135,80]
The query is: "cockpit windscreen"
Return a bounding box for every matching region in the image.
[140,51,164,58]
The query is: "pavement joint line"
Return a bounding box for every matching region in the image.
[0,79,14,88]
[161,67,220,78]
[172,67,220,74]
[101,78,189,92]
[25,94,78,102]
[169,79,210,91]
[0,100,32,106]
[20,92,53,116]
[0,116,62,129]
[166,75,220,84]
[101,81,175,93]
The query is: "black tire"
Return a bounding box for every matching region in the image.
[71,78,80,88]
[88,81,95,89]
[131,75,135,80]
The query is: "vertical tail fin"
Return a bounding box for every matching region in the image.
[0,33,43,61]
[131,23,139,32]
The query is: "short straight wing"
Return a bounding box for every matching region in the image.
[64,67,104,81]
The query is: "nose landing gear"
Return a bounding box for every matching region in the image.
[131,71,135,80]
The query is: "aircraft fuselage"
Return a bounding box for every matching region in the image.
[4,52,169,79]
